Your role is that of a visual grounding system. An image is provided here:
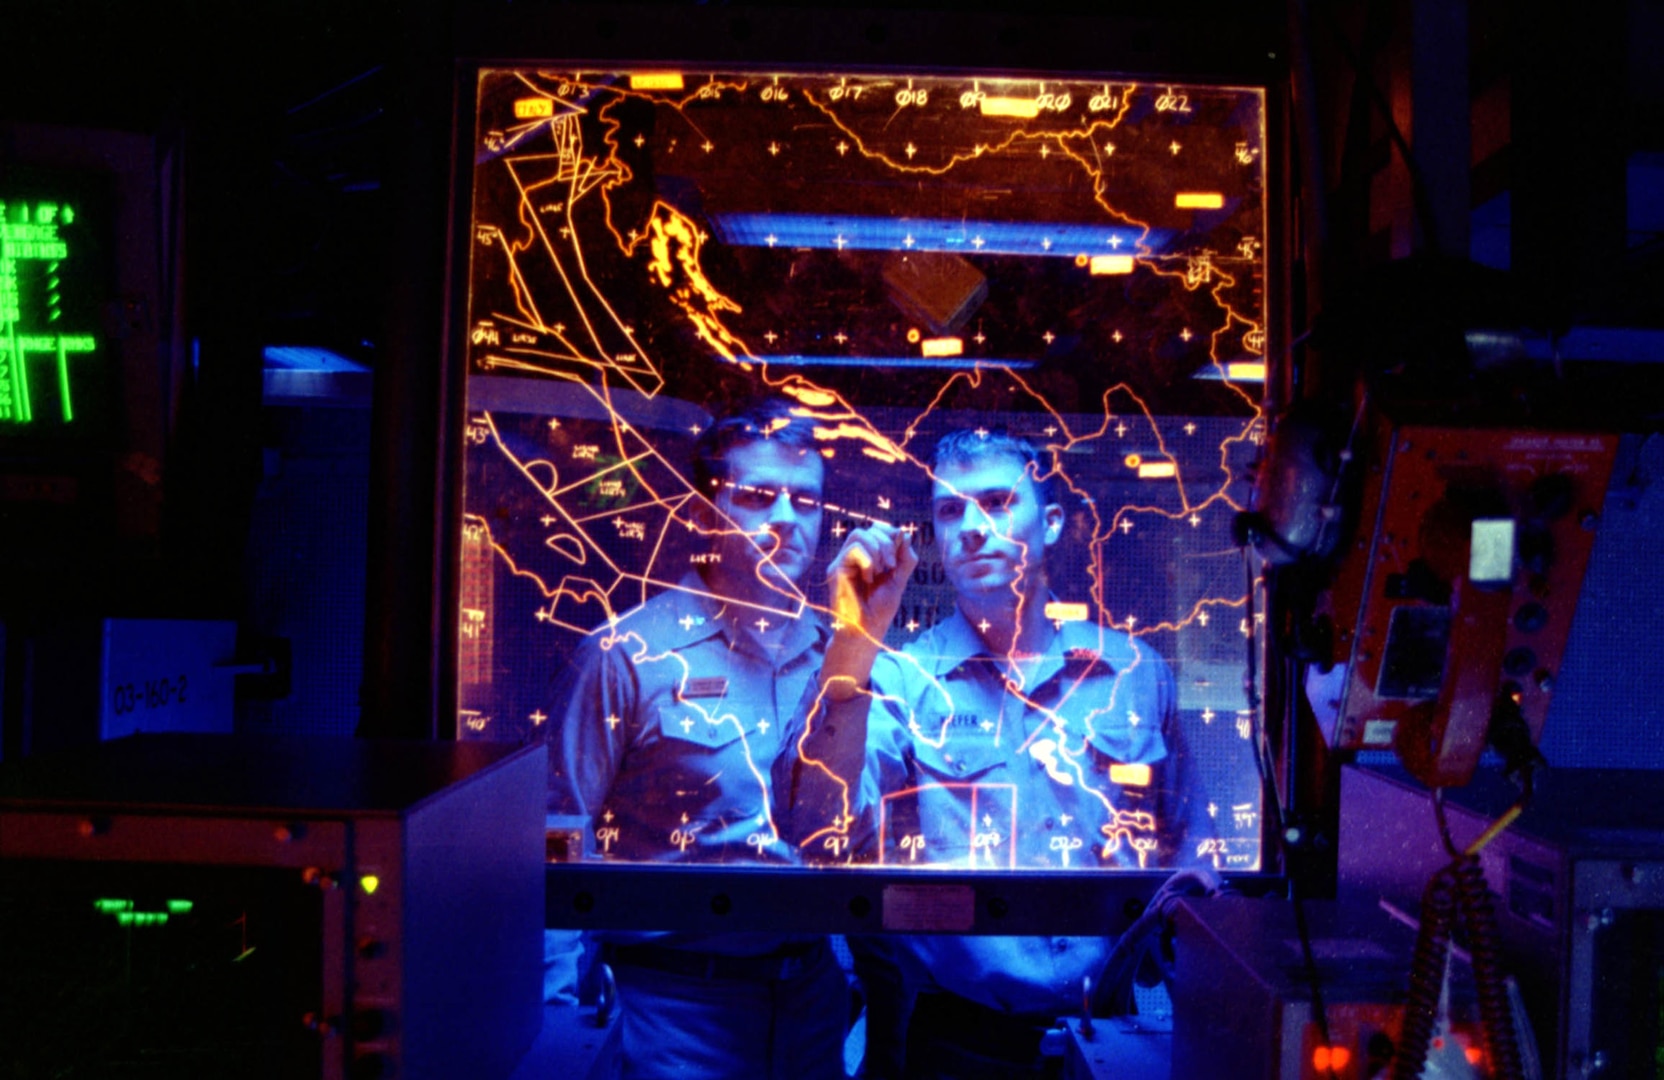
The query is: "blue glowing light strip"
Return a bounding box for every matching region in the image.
[709,213,1170,259]
[263,345,371,372]
[745,354,1036,370]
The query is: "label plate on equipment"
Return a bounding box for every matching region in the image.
[882,884,975,931]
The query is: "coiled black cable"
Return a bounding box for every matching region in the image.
[1391,855,1525,1080]
[1391,863,1458,1080]
[1452,856,1523,1080]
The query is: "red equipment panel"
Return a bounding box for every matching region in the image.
[1325,424,1615,786]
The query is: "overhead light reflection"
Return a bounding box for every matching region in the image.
[710,213,1167,259]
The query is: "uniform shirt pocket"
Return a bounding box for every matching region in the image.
[1081,710,1168,765]
[910,734,1005,783]
[891,736,1015,868]
[657,703,760,750]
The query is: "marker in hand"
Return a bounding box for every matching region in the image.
[829,522,917,637]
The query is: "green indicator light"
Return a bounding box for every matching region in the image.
[166,899,194,914]
[115,911,169,927]
[94,898,135,914]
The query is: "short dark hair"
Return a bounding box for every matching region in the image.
[931,428,1057,504]
[692,397,820,497]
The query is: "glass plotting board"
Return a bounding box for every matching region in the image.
[457,66,1269,875]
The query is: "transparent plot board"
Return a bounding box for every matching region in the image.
[458,67,1269,875]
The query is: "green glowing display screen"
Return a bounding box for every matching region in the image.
[0,167,110,436]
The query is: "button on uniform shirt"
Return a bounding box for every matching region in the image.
[555,574,829,865]
[776,607,1209,1014]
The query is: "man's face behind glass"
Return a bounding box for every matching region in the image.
[708,439,825,600]
[932,453,1059,601]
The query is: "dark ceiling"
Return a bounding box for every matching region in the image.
[4,0,1285,361]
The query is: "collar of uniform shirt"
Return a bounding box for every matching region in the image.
[643,573,828,661]
[710,597,829,664]
[631,573,730,651]
[926,603,1132,688]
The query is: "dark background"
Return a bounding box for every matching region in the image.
[3,0,1662,776]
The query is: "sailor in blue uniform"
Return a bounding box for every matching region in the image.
[553,399,847,1080]
[776,428,1207,1078]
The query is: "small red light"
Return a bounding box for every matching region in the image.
[1312,1045,1351,1072]
[1464,1045,1483,1065]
